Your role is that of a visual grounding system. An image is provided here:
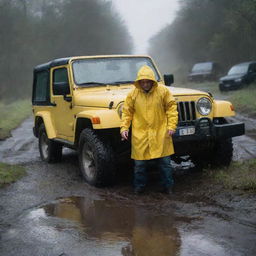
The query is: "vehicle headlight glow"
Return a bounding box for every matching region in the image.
[196,97,212,116]
[117,103,124,118]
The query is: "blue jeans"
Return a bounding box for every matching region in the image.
[134,156,174,189]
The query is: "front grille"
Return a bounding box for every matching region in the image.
[177,101,196,122]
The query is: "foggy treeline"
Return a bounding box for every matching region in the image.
[149,0,256,81]
[0,0,132,101]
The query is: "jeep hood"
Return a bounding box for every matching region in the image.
[75,88,132,108]
[74,85,209,108]
[169,87,210,96]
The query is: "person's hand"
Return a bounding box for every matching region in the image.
[168,130,175,136]
[121,130,129,140]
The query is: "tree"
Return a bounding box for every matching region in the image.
[0,0,133,100]
[149,0,256,81]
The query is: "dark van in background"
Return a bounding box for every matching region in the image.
[188,62,220,82]
[219,61,256,91]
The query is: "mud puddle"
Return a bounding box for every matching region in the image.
[40,197,181,255]
[1,194,255,256]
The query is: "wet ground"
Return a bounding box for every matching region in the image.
[0,117,256,256]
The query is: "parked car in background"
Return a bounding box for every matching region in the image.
[219,61,256,91]
[188,62,220,82]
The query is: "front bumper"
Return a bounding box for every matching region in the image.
[173,118,245,143]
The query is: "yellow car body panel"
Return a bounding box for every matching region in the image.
[213,100,235,117]
[75,109,121,129]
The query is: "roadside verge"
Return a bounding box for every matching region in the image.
[0,99,31,140]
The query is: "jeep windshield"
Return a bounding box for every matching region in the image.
[228,64,248,75]
[72,57,161,86]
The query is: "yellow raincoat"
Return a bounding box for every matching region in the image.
[121,65,178,160]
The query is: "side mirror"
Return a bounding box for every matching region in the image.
[164,74,174,86]
[53,82,70,95]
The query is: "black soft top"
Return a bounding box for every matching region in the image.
[34,57,72,72]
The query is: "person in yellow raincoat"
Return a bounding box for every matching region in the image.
[121,65,178,194]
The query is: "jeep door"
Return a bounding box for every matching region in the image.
[50,66,74,140]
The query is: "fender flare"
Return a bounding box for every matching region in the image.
[34,111,56,139]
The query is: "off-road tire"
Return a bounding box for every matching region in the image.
[38,124,62,163]
[192,138,233,169]
[209,138,233,168]
[78,128,115,187]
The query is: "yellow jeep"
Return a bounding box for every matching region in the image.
[32,55,244,187]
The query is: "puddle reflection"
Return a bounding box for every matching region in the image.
[43,197,181,256]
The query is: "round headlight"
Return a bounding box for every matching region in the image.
[196,97,212,116]
[117,103,124,118]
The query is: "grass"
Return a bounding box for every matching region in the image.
[206,159,256,192]
[0,99,31,140]
[0,162,26,188]
[229,85,256,118]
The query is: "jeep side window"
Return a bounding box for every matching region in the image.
[33,71,49,103]
[53,68,70,95]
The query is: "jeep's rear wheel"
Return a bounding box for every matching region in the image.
[38,124,62,163]
[78,128,115,187]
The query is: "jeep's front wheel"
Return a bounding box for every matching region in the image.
[192,138,233,169]
[210,138,233,168]
[78,128,115,187]
[38,124,62,163]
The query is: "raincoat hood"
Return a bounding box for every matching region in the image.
[134,65,158,89]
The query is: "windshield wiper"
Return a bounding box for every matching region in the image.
[78,82,106,86]
[108,80,134,85]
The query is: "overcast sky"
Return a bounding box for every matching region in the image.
[109,0,180,54]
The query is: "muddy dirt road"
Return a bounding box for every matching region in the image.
[0,117,256,256]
